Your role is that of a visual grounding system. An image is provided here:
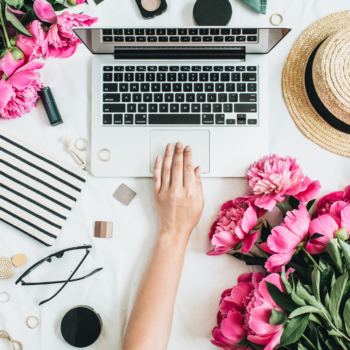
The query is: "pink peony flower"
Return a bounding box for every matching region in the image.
[0,61,44,120]
[16,20,47,62]
[34,0,98,58]
[0,49,25,78]
[207,201,259,256]
[239,155,321,211]
[261,204,310,273]
[306,205,350,254]
[211,270,291,350]
[313,185,350,218]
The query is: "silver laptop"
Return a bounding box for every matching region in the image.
[73,27,291,177]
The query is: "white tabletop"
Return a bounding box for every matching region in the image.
[1,0,350,349]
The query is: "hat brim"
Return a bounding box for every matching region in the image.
[283,10,350,157]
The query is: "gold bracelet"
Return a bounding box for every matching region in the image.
[270,13,283,26]
[75,138,88,151]
[26,316,40,329]
[99,149,111,162]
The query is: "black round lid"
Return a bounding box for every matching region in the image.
[193,0,232,26]
[61,306,102,348]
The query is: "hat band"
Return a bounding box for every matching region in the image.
[305,41,350,134]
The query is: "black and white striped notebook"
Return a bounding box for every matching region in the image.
[0,127,87,246]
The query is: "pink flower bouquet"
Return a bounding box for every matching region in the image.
[0,0,98,120]
[208,154,350,350]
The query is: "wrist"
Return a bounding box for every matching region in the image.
[157,228,191,249]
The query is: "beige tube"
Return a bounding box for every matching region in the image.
[141,0,161,11]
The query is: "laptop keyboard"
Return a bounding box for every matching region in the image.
[101,28,258,44]
[102,64,258,126]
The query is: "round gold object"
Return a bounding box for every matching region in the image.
[12,253,27,267]
[75,138,88,151]
[270,13,283,26]
[99,149,111,162]
[283,10,350,157]
[26,316,40,329]
[0,292,10,303]
[0,257,14,279]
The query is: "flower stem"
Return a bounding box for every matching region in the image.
[0,3,11,48]
[254,242,269,259]
[302,247,323,273]
[302,334,317,350]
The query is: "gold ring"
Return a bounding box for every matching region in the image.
[0,292,9,303]
[26,316,40,329]
[270,13,283,26]
[99,149,111,162]
[75,138,88,151]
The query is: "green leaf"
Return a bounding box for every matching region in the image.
[5,0,23,9]
[309,314,324,327]
[269,309,287,325]
[21,9,35,27]
[276,200,293,215]
[343,299,350,338]
[246,341,265,350]
[289,305,323,319]
[5,5,33,37]
[328,329,343,337]
[261,220,272,243]
[329,273,348,328]
[325,291,330,311]
[281,266,292,294]
[320,265,335,301]
[312,266,321,301]
[310,233,325,240]
[265,281,298,312]
[288,261,309,279]
[340,281,350,311]
[339,240,350,272]
[327,239,345,274]
[52,2,67,10]
[298,344,309,350]
[325,340,338,349]
[289,196,301,210]
[231,253,267,267]
[307,199,316,217]
[278,314,310,347]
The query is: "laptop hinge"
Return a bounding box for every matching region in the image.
[114,47,246,60]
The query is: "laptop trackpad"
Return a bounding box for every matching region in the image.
[150,130,210,174]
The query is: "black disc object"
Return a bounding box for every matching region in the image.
[61,306,102,348]
[193,0,232,26]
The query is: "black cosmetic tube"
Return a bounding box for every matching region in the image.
[39,86,63,126]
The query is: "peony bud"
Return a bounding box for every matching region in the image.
[9,36,17,46]
[334,227,349,241]
[10,47,24,61]
[67,0,77,5]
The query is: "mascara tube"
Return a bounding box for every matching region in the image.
[39,85,63,126]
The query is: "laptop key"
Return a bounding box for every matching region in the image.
[232,73,241,81]
[243,29,258,34]
[149,104,158,112]
[178,29,187,35]
[115,66,124,71]
[103,73,112,81]
[240,93,257,102]
[200,73,209,81]
[114,36,124,42]
[194,83,203,92]
[181,104,190,112]
[151,83,161,92]
[170,67,179,71]
[114,73,123,81]
[184,84,192,92]
[226,83,235,92]
[208,94,217,102]
[148,66,157,71]
[157,29,166,35]
[213,104,222,112]
[203,36,212,42]
[170,37,179,42]
[141,83,150,92]
[114,114,123,124]
[159,36,168,42]
[214,36,224,42]
[210,29,220,35]
[218,93,227,102]
[143,94,152,102]
[103,93,120,102]
[124,29,133,35]
[203,66,212,71]
[202,114,214,124]
[103,114,112,124]
[125,114,134,124]
[192,36,201,42]
[178,73,187,81]
[168,73,177,81]
[133,93,142,102]
[125,36,135,42]
[103,36,113,42]
[103,29,112,35]
[136,114,147,124]
[229,93,238,102]
[138,104,147,112]
[135,29,144,35]
[104,66,113,71]
[160,104,168,112]
[210,73,219,81]
[237,83,246,92]
[202,104,211,112]
[159,66,168,71]
[119,83,128,92]
[236,66,246,71]
[170,104,179,112]
[216,114,225,124]
[247,66,257,71]
[186,94,195,102]
[248,83,257,92]
[125,73,134,82]
[221,73,230,81]
[221,29,230,35]
[234,104,257,113]
[248,119,257,124]
[146,73,155,81]
[146,29,155,35]
[248,36,257,42]
[200,29,209,35]
[173,83,182,92]
[122,93,131,102]
[189,73,198,81]
[103,83,118,92]
[149,114,200,124]
[197,94,206,102]
[162,83,171,92]
[127,104,136,112]
[236,36,246,42]
[137,66,146,71]
[136,73,144,82]
[154,94,163,102]
[103,104,125,113]
[175,93,185,102]
[136,36,146,42]
[205,83,214,92]
[130,83,139,92]
[191,104,200,112]
[226,119,236,124]
[167,29,176,35]
[216,83,225,92]
[148,37,157,42]
[157,73,166,82]
[189,29,198,35]
[165,94,174,102]
[242,73,257,81]
[225,36,235,42]
[181,37,190,42]
[224,104,233,112]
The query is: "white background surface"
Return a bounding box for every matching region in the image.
[1,0,350,349]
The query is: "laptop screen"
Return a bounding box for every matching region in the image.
[73,27,291,56]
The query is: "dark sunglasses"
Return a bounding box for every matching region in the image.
[15,245,103,306]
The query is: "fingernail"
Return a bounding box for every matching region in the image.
[167,144,173,151]
[156,156,161,163]
[176,142,182,149]
[197,166,201,175]
[185,146,191,152]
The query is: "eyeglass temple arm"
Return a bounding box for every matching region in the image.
[20,268,103,285]
[39,249,91,306]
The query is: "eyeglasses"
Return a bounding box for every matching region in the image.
[15,245,102,306]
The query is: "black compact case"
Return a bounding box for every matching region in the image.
[193,0,232,26]
[135,0,167,20]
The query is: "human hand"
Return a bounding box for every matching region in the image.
[153,143,205,243]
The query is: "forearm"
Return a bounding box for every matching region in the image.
[122,231,188,350]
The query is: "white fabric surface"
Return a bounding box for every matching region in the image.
[1,0,350,349]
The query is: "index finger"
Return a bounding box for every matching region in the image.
[183,146,196,188]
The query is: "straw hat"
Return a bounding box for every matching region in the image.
[283,11,350,157]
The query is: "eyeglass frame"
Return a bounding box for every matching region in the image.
[15,245,103,306]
